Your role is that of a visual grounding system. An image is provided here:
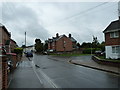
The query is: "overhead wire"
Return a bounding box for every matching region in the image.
[46,0,118,27]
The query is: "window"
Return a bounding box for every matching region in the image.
[112,46,115,53]
[116,46,120,53]
[112,46,120,53]
[110,31,119,38]
[115,32,119,37]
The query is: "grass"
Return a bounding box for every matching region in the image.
[97,56,120,62]
[49,53,91,56]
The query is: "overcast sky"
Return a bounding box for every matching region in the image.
[0,0,119,46]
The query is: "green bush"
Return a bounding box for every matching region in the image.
[83,48,101,54]
[14,48,23,55]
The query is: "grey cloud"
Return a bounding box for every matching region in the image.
[2,2,50,46]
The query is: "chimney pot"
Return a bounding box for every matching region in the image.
[69,34,71,38]
[56,33,59,38]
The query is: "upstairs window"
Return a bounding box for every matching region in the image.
[110,31,119,38]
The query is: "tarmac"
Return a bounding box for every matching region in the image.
[48,55,120,75]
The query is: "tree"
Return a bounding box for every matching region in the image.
[80,42,92,48]
[21,45,26,48]
[35,39,43,52]
[92,36,100,50]
[98,41,105,52]
[76,43,81,49]
[43,41,48,51]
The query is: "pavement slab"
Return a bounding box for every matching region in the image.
[8,57,43,88]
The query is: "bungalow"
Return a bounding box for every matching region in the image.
[103,19,120,59]
[47,33,77,52]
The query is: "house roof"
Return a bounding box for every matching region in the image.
[48,34,77,43]
[103,20,120,33]
[69,37,77,42]
[10,39,17,44]
[0,23,11,36]
[56,35,66,41]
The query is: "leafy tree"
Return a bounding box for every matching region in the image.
[80,42,92,48]
[98,41,105,52]
[35,39,43,52]
[92,36,100,50]
[21,45,26,48]
[35,39,41,44]
[43,42,48,51]
[76,43,81,49]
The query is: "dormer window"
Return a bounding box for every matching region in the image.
[110,31,119,38]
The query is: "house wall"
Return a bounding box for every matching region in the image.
[0,28,2,44]
[10,40,17,52]
[52,41,56,50]
[48,43,52,50]
[105,31,120,46]
[105,46,120,59]
[56,36,72,51]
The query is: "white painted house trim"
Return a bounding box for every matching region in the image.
[105,45,120,59]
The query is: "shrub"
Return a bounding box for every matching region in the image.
[83,48,101,54]
[14,48,23,55]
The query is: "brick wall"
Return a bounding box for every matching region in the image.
[105,32,120,46]
[2,56,8,89]
[0,57,2,90]
[56,36,73,51]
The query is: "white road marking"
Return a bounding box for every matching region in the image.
[30,61,44,86]
[31,60,59,88]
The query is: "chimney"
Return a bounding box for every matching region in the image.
[69,34,71,38]
[56,33,59,38]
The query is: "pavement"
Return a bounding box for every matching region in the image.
[49,55,120,75]
[8,56,43,88]
[70,57,120,75]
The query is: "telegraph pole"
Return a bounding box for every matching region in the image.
[25,31,26,52]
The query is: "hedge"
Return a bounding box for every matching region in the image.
[83,48,101,54]
[14,48,23,55]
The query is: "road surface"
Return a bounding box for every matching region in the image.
[32,54,120,88]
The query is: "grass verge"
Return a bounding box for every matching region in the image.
[49,53,91,56]
[97,56,120,63]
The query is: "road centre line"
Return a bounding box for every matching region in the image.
[31,60,59,88]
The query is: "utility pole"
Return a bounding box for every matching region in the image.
[25,31,26,52]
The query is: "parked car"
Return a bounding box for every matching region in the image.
[26,52,33,57]
[43,51,48,55]
[95,51,102,56]
[47,49,54,53]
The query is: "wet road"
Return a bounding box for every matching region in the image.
[32,54,120,88]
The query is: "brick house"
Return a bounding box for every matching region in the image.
[0,23,11,44]
[0,23,18,89]
[103,19,120,59]
[0,24,17,52]
[0,23,11,89]
[10,39,18,53]
[47,33,77,52]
